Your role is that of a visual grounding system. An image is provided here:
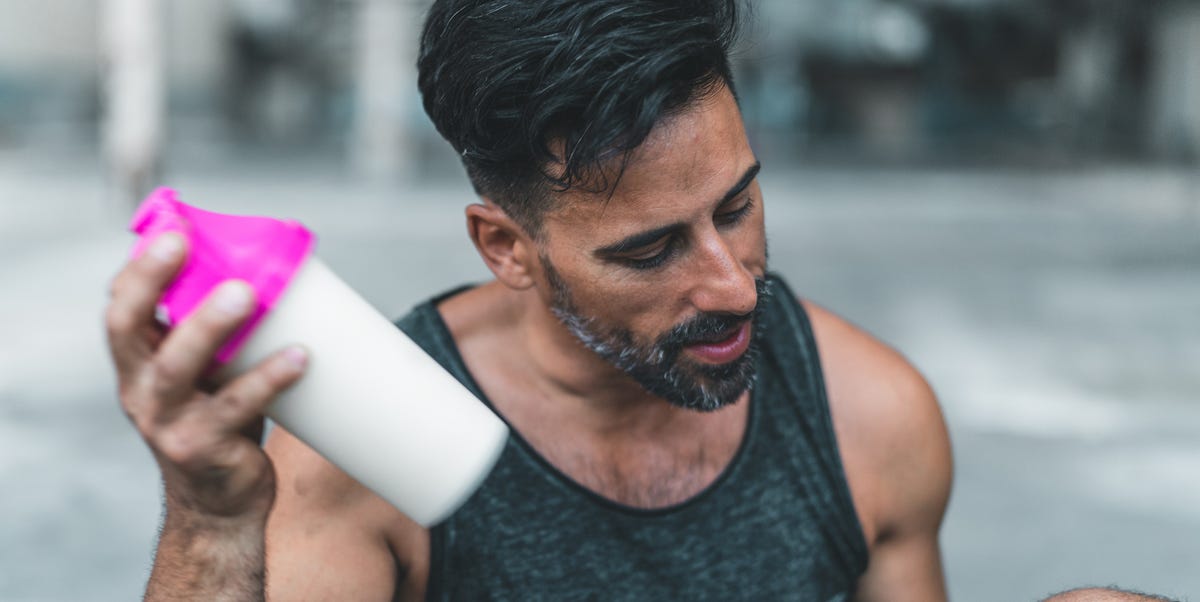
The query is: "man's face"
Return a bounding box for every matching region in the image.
[535,84,769,411]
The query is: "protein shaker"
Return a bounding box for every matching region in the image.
[128,187,508,527]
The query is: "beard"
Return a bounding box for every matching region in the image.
[542,259,771,412]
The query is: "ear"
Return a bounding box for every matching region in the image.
[465,201,537,290]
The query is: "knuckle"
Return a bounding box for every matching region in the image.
[107,267,132,299]
[116,385,139,415]
[117,395,146,428]
[118,382,163,434]
[181,308,234,344]
[133,414,157,438]
[215,388,254,417]
[217,388,245,409]
[218,374,277,417]
[104,304,135,337]
[108,261,152,299]
[148,357,189,398]
[148,356,181,386]
[155,428,201,466]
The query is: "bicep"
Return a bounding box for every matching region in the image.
[854,530,947,602]
[265,515,397,601]
[852,369,953,602]
[263,427,400,602]
[802,300,953,601]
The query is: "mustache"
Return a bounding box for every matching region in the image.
[658,278,771,348]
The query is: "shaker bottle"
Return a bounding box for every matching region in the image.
[128,187,509,527]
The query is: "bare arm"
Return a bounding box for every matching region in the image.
[106,233,306,600]
[848,363,951,602]
[146,511,271,600]
[261,426,419,601]
[110,234,412,600]
[803,301,953,602]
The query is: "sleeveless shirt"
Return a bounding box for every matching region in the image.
[395,273,868,601]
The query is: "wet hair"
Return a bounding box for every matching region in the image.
[418,0,743,235]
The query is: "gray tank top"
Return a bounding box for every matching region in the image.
[395,273,868,601]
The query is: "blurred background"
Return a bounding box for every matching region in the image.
[0,0,1197,600]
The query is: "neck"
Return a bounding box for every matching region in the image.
[507,287,749,509]
[437,281,749,507]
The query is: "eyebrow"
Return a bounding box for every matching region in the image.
[594,161,762,256]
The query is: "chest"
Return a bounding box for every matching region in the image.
[468,352,750,510]
[533,427,741,509]
[419,409,868,602]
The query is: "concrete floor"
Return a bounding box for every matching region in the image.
[1,149,1197,601]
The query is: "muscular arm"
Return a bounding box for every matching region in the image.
[111,233,419,601]
[803,301,953,602]
[262,426,423,601]
[105,233,304,601]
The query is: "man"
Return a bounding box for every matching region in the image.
[1045,589,1182,602]
[106,0,953,599]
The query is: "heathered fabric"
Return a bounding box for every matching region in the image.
[395,273,868,601]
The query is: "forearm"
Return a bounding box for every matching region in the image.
[145,509,268,602]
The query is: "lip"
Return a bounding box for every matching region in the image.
[684,321,751,365]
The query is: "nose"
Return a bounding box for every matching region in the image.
[687,232,758,317]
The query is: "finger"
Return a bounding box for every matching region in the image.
[238,416,267,447]
[105,233,188,376]
[149,280,257,404]
[207,346,308,433]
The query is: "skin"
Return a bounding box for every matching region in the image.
[1043,589,1180,602]
[105,242,307,600]
[108,85,953,600]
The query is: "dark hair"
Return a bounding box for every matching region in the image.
[418,0,742,234]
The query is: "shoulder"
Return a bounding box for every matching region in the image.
[265,425,379,510]
[394,283,474,337]
[263,426,427,597]
[264,425,421,533]
[799,299,953,547]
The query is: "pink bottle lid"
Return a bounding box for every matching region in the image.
[129,188,316,364]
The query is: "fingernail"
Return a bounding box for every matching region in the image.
[213,281,253,316]
[282,346,308,371]
[149,233,183,262]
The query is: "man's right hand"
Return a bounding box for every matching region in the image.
[105,231,308,524]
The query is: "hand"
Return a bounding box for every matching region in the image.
[106,232,308,522]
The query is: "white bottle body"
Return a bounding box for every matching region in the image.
[223,256,508,526]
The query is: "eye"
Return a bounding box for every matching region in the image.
[715,196,754,227]
[622,236,679,270]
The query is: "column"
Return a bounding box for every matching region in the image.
[351,0,420,182]
[101,0,165,206]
